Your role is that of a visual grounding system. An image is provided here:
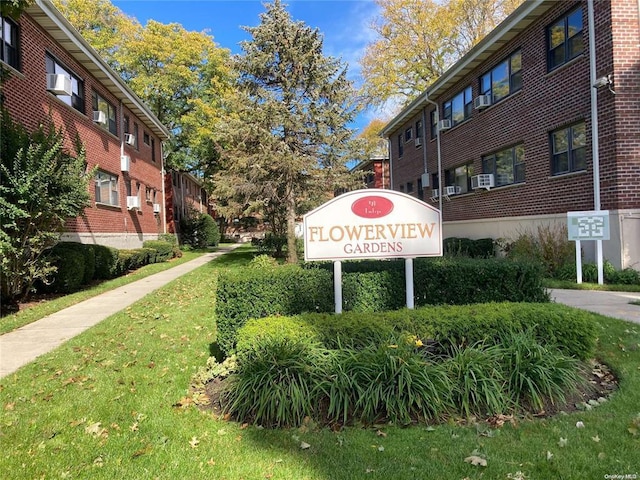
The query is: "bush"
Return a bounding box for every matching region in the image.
[216,259,549,355]
[608,267,640,285]
[224,304,594,427]
[94,244,119,279]
[46,243,86,293]
[444,238,495,258]
[179,208,220,248]
[142,240,174,262]
[256,233,287,258]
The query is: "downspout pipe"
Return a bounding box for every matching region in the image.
[423,94,443,214]
[587,0,603,284]
[160,141,167,234]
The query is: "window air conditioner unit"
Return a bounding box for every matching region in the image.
[471,173,495,190]
[415,137,422,147]
[124,133,135,146]
[126,196,140,210]
[437,119,452,131]
[421,173,430,188]
[431,189,440,199]
[473,94,492,110]
[120,155,130,171]
[46,73,72,96]
[153,203,161,214]
[93,110,107,125]
[445,185,461,196]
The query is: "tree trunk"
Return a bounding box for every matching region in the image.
[286,185,298,264]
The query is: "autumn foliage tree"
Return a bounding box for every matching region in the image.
[212,1,361,263]
[360,0,523,107]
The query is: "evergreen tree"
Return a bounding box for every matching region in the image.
[213,0,361,262]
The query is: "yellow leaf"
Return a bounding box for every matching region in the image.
[189,436,199,448]
[464,455,487,467]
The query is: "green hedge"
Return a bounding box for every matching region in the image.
[94,244,119,279]
[142,240,174,262]
[236,302,597,364]
[443,237,495,258]
[46,243,87,293]
[216,259,549,355]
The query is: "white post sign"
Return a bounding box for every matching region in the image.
[304,189,442,312]
[567,210,610,285]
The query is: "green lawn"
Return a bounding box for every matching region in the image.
[544,278,640,293]
[1,247,639,479]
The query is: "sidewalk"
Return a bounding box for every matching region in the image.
[0,245,240,379]
[549,288,640,324]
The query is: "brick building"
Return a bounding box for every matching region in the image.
[351,139,391,190]
[1,0,171,249]
[381,0,640,270]
[165,170,215,236]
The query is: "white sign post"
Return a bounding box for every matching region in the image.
[567,210,610,285]
[304,189,442,312]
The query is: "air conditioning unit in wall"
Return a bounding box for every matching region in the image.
[120,155,130,171]
[93,110,107,125]
[46,73,72,96]
[473,94,492,110]
[437,119,452,131]
[153,203,161,214]
[415,137,422,147]
[421,173,430,188]
[126,196,140,210]
[444,185,461,196]
[431,189,440,199]
[124,133,135,146]
[471,173,495,190]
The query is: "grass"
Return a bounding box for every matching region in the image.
[630,300,640,306]
[1,247,639,479]
[543,278,640,292]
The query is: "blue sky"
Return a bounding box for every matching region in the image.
[111,0,386,132]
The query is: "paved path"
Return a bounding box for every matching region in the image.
[0,245,240,379]
[549,288,640,324]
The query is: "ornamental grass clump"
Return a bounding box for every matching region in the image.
[500,330,586,411]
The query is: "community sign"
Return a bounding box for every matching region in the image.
[303,189,442,261]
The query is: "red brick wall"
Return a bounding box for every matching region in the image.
[2,13,164,240]
[389,0,638,222]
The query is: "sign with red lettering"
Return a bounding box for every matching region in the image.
[303,189,442,261]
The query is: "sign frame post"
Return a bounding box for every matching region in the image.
[405,258,415,309]
[567,210,610,285]
[334,261,342,314]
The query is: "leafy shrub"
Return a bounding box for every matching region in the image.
[159,233,182,258]
[46,243,86,293]
[608,267,640,285]
[503,223,575,278]
[142,240,174,262]
[179,208,220,248]
[248,254,279,268]
[216,259,549,355]
[444,238,495,258]
[256,233,287,258]
[94,244,119,279]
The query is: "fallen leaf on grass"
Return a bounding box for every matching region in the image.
[546,451,553,461]
[300,442,311,450]
[558,437,568,447]
[464,455,487,467]
[189,437,199,448]
[376,430,387,437]
[591,435,600,442]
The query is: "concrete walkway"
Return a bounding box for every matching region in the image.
[0,245,240,379]
[549,288,640,324]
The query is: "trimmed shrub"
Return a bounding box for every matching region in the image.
[180,209,220,248]
[216,265,333,355]
[444,237,495,258]
[94,244,119,279]
[608,267,640,285]
[142,240,174,262]
[47,244,85,293]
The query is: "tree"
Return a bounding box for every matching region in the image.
[360,0,523,107]
[0,0,34,18]
[357,118,390,159]
[0,109,92,314]
[212,0,361,263]
[53,0,236,173]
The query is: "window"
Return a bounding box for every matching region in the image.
[1,16,19,70]
[404,127,412,142]
[445,164,474,194]
[548,7,583,70]
[482,144,525,186]
[133,123,139,149]
[417,177,424,200]
[143,132,150,146]
[151,138,156,163]
[480,50,522,103]
[443,87,472,126]
[145,186,152,202]
[406,182,413,193]
[95,171,119,206]
[92,90,117,135]
[551,122,586,175]
[415,120,423,142]
[399,184,405,193]
[46,53,84,112]
[430,110,437,139]
[124,115,130,135]
[398,134,404,157]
